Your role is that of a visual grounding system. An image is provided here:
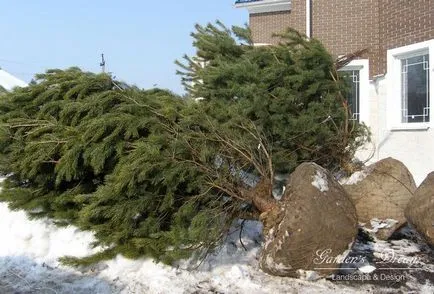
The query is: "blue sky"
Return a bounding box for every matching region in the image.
[0,1,248,94]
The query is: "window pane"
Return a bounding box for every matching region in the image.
[340,70,360,121]
[401,54,430,123]
[349,70,360,121]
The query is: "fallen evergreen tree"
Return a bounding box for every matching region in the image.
[0,24,369,266]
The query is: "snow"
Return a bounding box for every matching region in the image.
[0,204,102,265]
[264,255,292,274]
[312,170,329,192]
[0,69,27,91]
[358,265,376,274]
[339,171,368,186]
[0,256,114,293]
[1,201,381,294]
[0,179,433,293]
[298,270,321,281]
[368,218,399,234]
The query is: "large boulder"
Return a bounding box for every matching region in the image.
[259,162,358,277]
[405,172,434,246]
[342,157,417,240]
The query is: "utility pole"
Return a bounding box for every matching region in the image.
[100,53,106,73]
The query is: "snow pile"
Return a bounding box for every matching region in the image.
[0,256,115,293]
[312,170,329,192]
[0,202,378,294]
[0,203,116,293]
[0,204,101,266]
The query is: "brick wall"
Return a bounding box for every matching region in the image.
[378,0,434,74]
[248,0,434,77]
[312,0,380,77]
[250,1,306,44]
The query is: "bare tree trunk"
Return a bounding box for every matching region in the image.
[242,178,278,213]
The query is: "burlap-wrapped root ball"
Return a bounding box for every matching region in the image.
[343,158,416,239]
[260,162,358,277]
[405,172,434,246]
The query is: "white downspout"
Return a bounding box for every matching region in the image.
[306,0,311,38]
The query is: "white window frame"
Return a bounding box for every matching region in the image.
[339,59,370,125]
[387,40,434,130]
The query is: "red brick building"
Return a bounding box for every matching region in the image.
[236,0,434,184]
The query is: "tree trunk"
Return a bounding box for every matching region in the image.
[242,178,278,213]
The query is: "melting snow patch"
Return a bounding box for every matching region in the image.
[312,170,329,192]
[368,218,399,233]
[358,265,376,273]
[339,170,368,185]
[298,270,321,281]
[265,255,292,274]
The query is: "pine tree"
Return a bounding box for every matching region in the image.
[177,23,369,175]
[0,23,369,266]
[0,85,6,95]
[0,68,250,264]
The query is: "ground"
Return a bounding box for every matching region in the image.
[0,201,433,294]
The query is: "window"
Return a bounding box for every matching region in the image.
[338,60,369,124]
[387,40,434,129]
[401,54,430,123]
[342,70,361,121]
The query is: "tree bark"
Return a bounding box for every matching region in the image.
[242,178,278,213]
